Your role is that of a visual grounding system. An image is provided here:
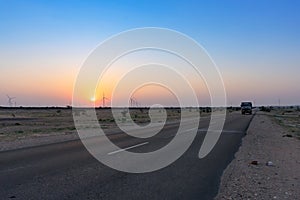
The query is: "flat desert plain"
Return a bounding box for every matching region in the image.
[0,107,207,151]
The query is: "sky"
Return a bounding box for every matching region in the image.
[0,0,299,107]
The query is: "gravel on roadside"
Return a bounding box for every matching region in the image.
[215,112,300,200]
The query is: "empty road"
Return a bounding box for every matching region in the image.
[0,112,253,200]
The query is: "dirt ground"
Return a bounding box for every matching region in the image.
[215,111,300,200]
[0,107,207,151]
[0,108,76,151]
[1,107,299,199]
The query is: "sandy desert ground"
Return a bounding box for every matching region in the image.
[0,107,209,151]
[216,109,300,200]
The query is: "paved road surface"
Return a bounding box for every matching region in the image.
[0,113,253,200]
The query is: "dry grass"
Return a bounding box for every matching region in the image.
[0,108,209,141]
[0,109,76,141]
[265,107,300,139]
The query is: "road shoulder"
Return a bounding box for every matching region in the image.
[215,112,300,200]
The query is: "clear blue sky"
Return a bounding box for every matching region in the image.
[0,0,299,106]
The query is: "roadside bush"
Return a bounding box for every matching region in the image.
[260,106,271,112]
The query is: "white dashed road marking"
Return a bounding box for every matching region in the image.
[108,142,149,155]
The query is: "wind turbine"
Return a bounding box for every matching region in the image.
[130,97,139,107]
[6,95,16,107]
[102,93,110,107]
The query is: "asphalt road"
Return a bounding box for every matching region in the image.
[0,112,253,200]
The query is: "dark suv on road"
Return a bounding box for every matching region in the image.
[241,102,252,115]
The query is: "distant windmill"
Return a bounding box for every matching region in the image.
[6,95,16,107]
[102,93,110,107]
[130,97,139,107]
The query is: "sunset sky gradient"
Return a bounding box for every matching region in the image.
[0,0,299,106]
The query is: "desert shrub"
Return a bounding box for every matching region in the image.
[204,107,211,113]
[260,106,271,112]
[121,110,128,117]
[15,130,24,134]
